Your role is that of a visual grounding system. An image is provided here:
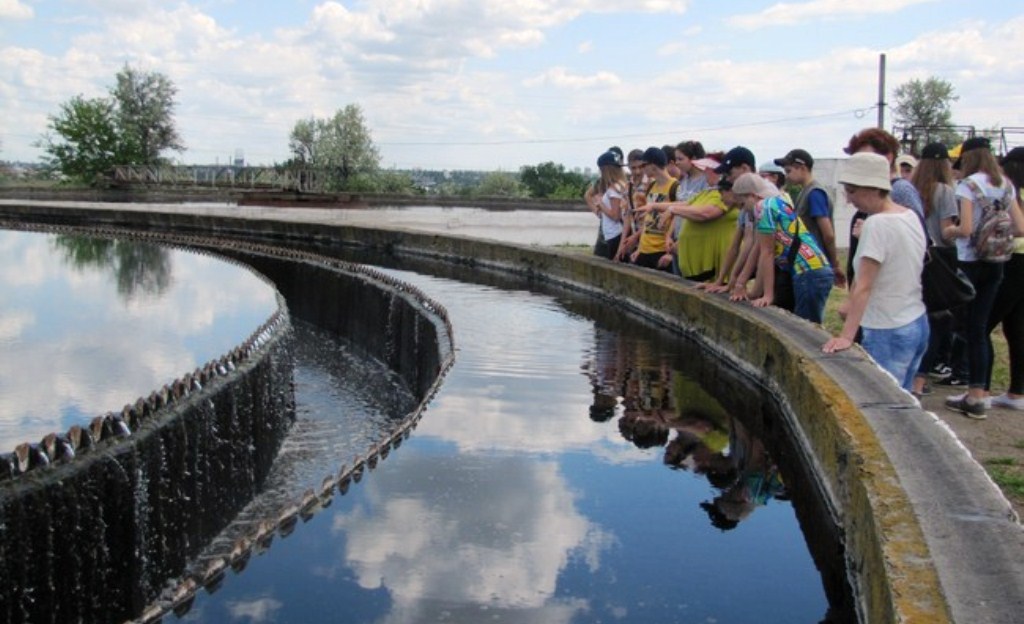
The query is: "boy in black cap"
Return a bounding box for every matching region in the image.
[775,148,845,288]
[715,146,756,183]
[631,146,679,270]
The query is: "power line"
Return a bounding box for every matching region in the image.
[376,106,879,147]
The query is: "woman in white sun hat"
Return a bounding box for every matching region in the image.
[822,152,929,392]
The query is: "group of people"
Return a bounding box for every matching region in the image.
[586,129,1024,419]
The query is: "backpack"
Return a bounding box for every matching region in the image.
[962,177,1015,262]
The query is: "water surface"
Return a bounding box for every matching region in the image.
[172,267,830,623]
[0,229,279,450]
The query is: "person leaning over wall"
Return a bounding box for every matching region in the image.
[637,153,739,283]
[775,148,847,289]
[630,146,679,271]
[728,172,834,323]
[942,137,1024,419]
[822,152,929,392]
[698,176,755,295]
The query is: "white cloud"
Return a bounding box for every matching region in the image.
[728,0,940,30]
[333,455,609,621]
[226,597,283,622]
[523,67,622,89]
[0,0,33,20]
[1,1,1021,171]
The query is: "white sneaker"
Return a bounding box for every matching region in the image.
[947,392,992,409]
[992,394,1024,411]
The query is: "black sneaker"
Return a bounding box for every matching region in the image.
[944,395,987,420]
[930,363,952,378]
[936,375,967,387]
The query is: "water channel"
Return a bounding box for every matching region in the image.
[0,224,842,623]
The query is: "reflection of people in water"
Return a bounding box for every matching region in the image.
[580,329,787,530]
[700,417,787,531]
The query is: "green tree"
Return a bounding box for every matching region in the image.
[519,161,588,199]
[473,171,528,198]
[345,169,418,194]
[38,66,183,183]
[111,65,184,164]
[892,77,961,147]
[38,96,121,181]
[288,104,381,191]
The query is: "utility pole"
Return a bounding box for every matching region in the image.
[877,53,886,129]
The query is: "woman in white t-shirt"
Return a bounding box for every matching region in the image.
[941,137,1024,418]
[823,152,928,391]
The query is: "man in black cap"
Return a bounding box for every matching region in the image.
[715,146,756,183]
[775,148,845,288]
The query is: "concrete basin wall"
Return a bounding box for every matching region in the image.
[0,311,294,623]
[0,202,1022,623]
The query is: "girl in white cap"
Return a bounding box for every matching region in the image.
[823,152,928,392]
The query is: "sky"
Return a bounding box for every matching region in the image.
[2,0,1023,172]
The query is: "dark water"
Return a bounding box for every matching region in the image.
[0,230,278,451]
[170,268,830,624]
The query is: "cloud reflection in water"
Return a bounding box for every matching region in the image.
[0,230,278,449]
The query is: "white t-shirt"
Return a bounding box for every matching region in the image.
[600,187,625,240]
[854,209,926,329]
[954,172,1015,262]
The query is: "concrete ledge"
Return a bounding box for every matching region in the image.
[1,202,1022,623]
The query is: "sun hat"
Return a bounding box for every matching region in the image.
[839,152,892,191]
[732,172,781,197]
[758,161,785,175]
[921,142,949,160]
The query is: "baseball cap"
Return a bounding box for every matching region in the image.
[597,151,621,168]
[691,157,722,172]
[1001,146,1024,165]
[641,146,668,168]
[895,154,918,169]
[920,142,949,160]
[773,149,814,169]
[714,146,756,174]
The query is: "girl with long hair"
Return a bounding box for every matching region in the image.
[942,138,1024,418]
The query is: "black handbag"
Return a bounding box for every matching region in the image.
[921,245,975,312]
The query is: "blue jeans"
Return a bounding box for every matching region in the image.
[960,261,1004,389]
[793,267,834,324]
[862,313,930,391]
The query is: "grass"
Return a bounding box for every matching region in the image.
[985,462,1024,498]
